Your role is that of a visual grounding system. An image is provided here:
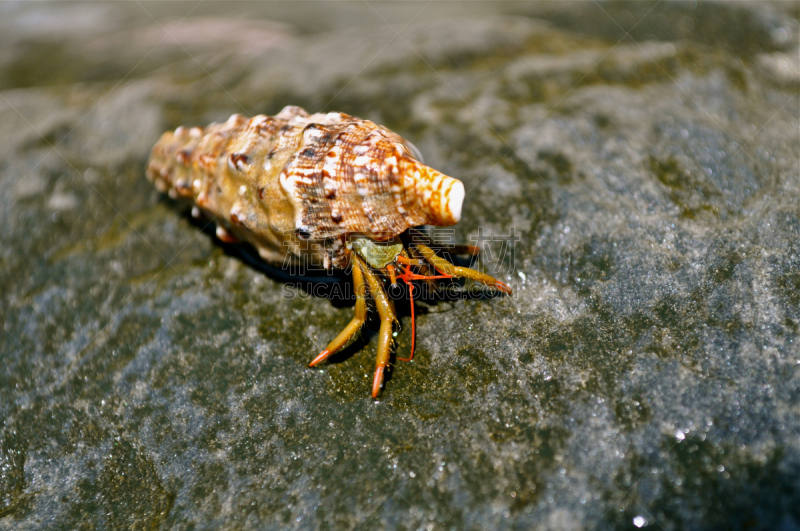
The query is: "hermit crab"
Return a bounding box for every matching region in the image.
[146,106,511,397]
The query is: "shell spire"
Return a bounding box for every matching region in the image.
[396,156,464,227]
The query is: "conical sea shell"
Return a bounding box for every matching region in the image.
[146,107,465,269]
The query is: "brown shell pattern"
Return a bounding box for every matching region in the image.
[146,106,465,269]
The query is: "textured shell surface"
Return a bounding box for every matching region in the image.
[146,106,465,270]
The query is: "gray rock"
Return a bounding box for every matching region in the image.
[1,2,798,530]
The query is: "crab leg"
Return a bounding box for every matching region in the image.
[358,255,396,398]
[446,245,481,256]
[415,243,512,295]
[309,256,368,367]
[404,229,480,257]
[425,244,481,258]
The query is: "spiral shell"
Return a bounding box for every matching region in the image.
[146,106,464,269]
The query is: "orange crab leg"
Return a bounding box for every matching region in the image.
[309,257,368,367]
[399,276,416,362]
[415,243,512,295]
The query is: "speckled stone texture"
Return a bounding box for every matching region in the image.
[1,2,799,530]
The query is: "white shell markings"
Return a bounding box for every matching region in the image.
[216,225,231,240]
[279,170,296,197]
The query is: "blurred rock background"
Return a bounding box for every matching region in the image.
[0,1,798,529]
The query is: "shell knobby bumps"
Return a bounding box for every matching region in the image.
[146,105,510,397]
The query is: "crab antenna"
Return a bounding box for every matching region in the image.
[395,262,453,362]
[397,278,416,362]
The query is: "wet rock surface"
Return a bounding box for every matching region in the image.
[1,2,799,529]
